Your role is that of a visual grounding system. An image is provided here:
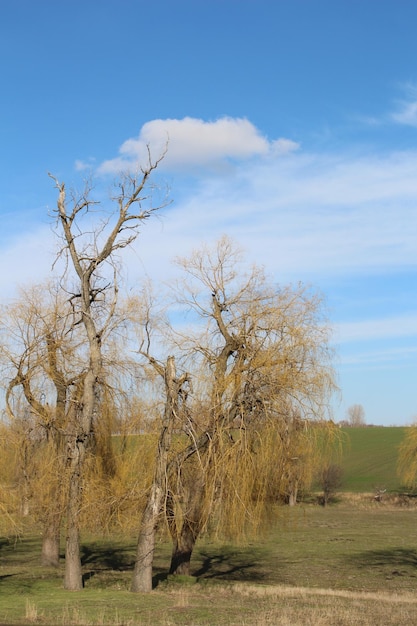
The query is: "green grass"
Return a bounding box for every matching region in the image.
[2,501,417,624]
[337,426,407,493]
[1,427,416,624]
[116,427,409,495]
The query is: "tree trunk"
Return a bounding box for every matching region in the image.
[64,525,83,590]
[131,484,162,592]
[63,438,85,591]
[41,428,67,567]
[288,481,298,507]
[169,475,205,577]
[21,495,30,517]
[169,521,198,576]
[41,516,61,567]
[131,356,188,593]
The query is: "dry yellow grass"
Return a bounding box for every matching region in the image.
[227,583,417,625]
[16,585,417,626]
[10,582,417,625]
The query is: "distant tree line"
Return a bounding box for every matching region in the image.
[338,404,366,427]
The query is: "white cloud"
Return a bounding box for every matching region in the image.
[0,226,58,299]
[96,117,299,174]
[7,117,417,316]
[75,157,96,171]
[126,146,417,285]
[340,346,417,368]
[335,314,417,344]
[391,84,417,127]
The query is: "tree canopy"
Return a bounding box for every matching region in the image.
[0,172,338,593]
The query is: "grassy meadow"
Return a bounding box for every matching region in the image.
[2,426,417,625]
[338,426,408,493]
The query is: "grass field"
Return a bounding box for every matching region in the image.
[1,426,415,625]
[2,499,417,625]
[337,426,407,493]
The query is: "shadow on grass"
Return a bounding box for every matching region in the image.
[193,547,268,582]
[81,542,135,571]
[0,574,15,583]
[1,535,274,588]
[0,537,42,566]
[349,547,417,575]
[151,548,267,589]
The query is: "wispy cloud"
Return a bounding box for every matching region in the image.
[96,117,299,174]
[391,83,417,127]
[4,116,417,341]
[335,315,417,376]
[0,226,58,298]
[340,345,417,368]
[335,314,417,344]
[121,139,417,288]
[75,157,96,171]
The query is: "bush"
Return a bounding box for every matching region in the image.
[319,464,343,506]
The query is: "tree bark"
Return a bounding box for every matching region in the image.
[41,428,65,568]
[288,483,298,506]
[131,484,163,592]
[63,437,85,590]
[131,356,188,593]
[168,474,205,577]
[41,515,61,567]
[169,522,198,576]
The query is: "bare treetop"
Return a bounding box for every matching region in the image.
[49,148,168,279]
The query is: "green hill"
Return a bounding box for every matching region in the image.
[114,427,409,495]
[338,426,407,493]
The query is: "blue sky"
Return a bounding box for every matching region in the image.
[0,0,416,425]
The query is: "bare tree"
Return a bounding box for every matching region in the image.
[49,150,166,590]
[346,404,366,427]
[318,463,343,506]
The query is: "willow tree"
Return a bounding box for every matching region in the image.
[1,282,85,567]
[164,236,337,575]
[397,424,417,489]
[49,150,166,590]
[0,420,26,538]
[124,285,192,592]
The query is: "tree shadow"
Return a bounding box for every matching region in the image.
[152,571,169,588]
[0,537,41,566]
[81,542,135,571]
[82,570,96,586]
[0,574,15,582]
[192,548,266,582]
[348,547,417,576]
